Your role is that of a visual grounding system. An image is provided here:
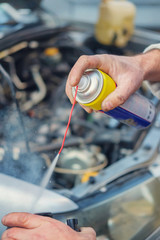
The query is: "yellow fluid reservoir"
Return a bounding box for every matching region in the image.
[95,0,136,47]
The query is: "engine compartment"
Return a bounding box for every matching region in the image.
[0,29,151,189]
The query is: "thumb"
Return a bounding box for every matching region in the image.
[101,85,133,111]
[80,227,96,236]
[2,212,43,229]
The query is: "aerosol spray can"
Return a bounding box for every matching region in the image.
[72,69,156,129]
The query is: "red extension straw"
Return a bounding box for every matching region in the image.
[58,86,78,155]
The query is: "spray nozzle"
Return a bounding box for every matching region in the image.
[77,75,90,92]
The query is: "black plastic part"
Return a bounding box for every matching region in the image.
[67,218,80,232]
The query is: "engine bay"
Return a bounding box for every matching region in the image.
[0,27,151,189]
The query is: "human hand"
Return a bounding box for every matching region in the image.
[1,212,96,240]
[65,53,146,112]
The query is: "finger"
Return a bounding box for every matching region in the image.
[80,227,96,238]
[66,54,112,104]
[66,55,101,103]
[1,227,34,240]
[101,84,133,111]
[67,55,102,87]
[65,80,74,104]
[2,213,44,229]
[80,104,93,113]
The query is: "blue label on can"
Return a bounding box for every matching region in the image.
[100,106,151,129]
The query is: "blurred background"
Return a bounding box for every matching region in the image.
[41,0,160,30]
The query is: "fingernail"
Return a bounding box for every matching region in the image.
[102,101,113,111]
[2,216,6,224]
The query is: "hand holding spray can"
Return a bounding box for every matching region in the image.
[72,69,156,129]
